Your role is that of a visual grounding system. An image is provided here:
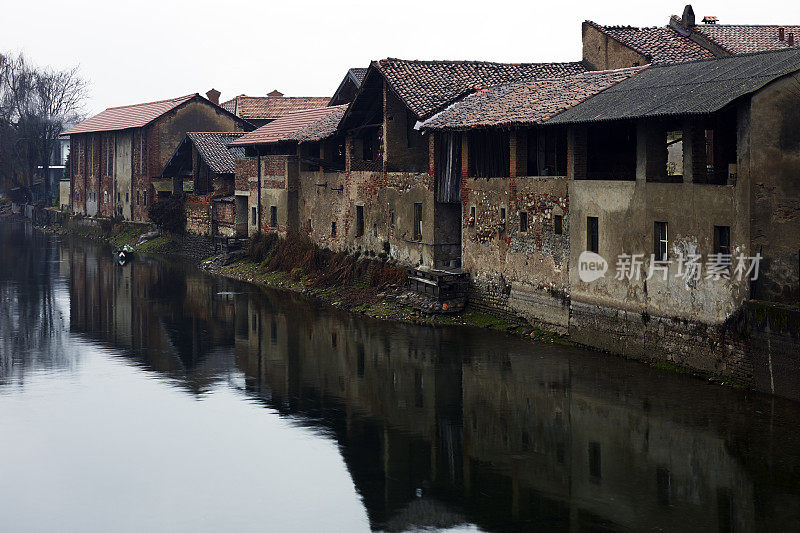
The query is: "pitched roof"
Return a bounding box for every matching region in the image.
[219,95,331,120]
[422,67,646,130]
[692,24,800,54]
[586,21,714,64]
[186,132,245,174]
[549,47,800,124]
[350,67,368,84]
[373,58,587,119]
[230,105,347,146]
[289,104,348,142]
[62,94,197,135]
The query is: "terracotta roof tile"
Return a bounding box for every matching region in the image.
[374,58,587,119]
[230,105,347,146]
[350,67,368,84]
[186,132,245,174]
[693,24,800,54]
[219,95,331,120]
[586,21,714,64]
[62,94,197,135]
[422,67,646,130]
[289,105,348,143]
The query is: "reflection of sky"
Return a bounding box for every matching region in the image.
[0,343,371,532]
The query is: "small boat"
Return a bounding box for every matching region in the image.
[116,244,134,264]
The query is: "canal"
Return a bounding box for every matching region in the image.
[1,221,799,532]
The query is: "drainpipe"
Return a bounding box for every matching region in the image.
[257,148,262,232]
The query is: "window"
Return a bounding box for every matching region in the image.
[406,110,417,148]
[470,206,476,220]
[137,190,140,204]
[362,128,378,161]
[270,206,277,228]
[526,128,567,176]
[307,219,312,234]
[331,221,337,238]
[125,192,129,203]
[714,225,730,255]
[654,221,668,261]
[585,123,637,180]
[413,203,423,240]
[372,224,378,238]
[666,130,683,179]
[587,217,599,253]
[469,130,510,178]
[390,210,395,227]
[355,205,364,237]
[251,206,257,226]
[589,441,602,480]
[143,191,147,206]
[519,211,528,233]
[117,192,120,202]
[554,214,563,235]
[500,207,506,223]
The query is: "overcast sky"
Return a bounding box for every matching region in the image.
[2,0,795,116]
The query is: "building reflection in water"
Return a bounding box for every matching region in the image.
[51,234,800,532]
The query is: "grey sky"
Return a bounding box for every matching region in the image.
[2,0,794,116]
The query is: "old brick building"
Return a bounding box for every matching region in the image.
[159,132,246,236]
[583,4,800,70]
[63,93,250,222]
[220,91,331,128]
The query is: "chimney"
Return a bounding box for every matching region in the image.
[206,88,221,105]
[267,89,284,97]
[779,27,785,41]
[789,33,795,47]
[682,5,696,28]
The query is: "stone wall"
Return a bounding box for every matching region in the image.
[185,196,212,236]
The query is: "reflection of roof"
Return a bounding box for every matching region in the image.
[219,95,331,120]
[585,21,714,63]
[423,67,645,130]
[230,105,347,146]
[550,47,800,124]
[186,132,245,174]
[692,23,800,54]
[63,94,197,135]
[374,58,587,119]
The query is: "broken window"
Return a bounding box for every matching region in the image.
[587,217,599,253]
[356,205,364,237]
[586,122,636,180]
[694,109,737,185]
[361,127,379,161]
[714,225,731,255]
[526,128,567,176]
[554,214,563,235]
[270,206,277,228]
[435,132,462,203]
[413,203,423,241]
[468,130,509,178]
[406,110,418,148]
[666,131,683,179]
[654,221,668,261]
[519,211,528,233]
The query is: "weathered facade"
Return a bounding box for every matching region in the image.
[63,93,250,222]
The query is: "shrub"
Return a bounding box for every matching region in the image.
[149,194,185,233]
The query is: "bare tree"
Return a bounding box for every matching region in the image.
[0,52,87,200]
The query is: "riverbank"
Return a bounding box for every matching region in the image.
[31,214,800,399]
[39,215,567,343]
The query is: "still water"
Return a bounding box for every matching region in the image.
[1,221,799,532]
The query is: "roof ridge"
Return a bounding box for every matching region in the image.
[378,57,584,67]
[105,93,197,110]
[648,45,800,67]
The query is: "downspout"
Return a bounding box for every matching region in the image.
[257,148,262,232]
